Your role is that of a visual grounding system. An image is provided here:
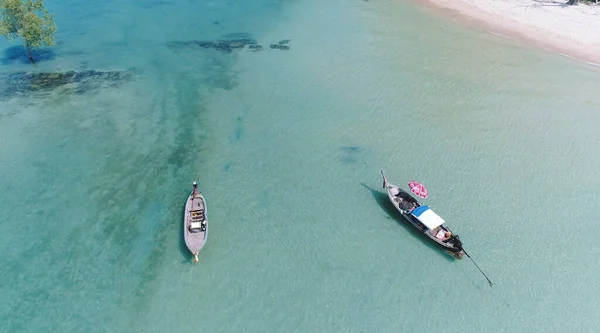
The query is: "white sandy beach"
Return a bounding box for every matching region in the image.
[420,0,600,65]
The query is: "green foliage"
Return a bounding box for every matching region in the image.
[0,0,56,55]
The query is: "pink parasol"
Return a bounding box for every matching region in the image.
[408,181,428,199]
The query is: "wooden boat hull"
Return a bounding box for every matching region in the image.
[184,187,208,262]
[381,171,464,259]
[402,212,464,259]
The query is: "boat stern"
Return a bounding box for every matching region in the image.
[450,250,465,260]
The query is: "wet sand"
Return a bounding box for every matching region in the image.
[417,0,600,66]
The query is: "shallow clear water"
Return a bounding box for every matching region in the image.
[1,0,600,332]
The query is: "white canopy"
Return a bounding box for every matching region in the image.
[190,222,203,229]
[412,206,445,230]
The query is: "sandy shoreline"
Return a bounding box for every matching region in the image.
[417,0,600,66]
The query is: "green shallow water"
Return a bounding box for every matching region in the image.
[1,0,600,332]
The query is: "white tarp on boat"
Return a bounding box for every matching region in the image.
[411,205,445,230]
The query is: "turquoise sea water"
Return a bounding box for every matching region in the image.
[2,0,600,332]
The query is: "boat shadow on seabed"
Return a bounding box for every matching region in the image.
[361,183,455,263]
